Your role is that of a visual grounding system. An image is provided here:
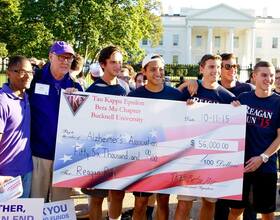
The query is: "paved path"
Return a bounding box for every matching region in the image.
[74,190,280,220]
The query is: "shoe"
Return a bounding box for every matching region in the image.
[121,208,133,220]
[71,188,83,196]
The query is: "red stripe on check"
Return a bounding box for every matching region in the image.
[126,165,243,191]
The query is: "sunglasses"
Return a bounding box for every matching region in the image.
[222,64,239,70]
[11,69,34,78]
[53,53,74,63]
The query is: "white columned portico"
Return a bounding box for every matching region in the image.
[207,27,213,54]
[250,27,256,66]
[245,27,256,66]
[186,25,192,64]
[228,28,234,52]
[245,29,252,65]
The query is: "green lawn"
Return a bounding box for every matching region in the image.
[0,73,93,88]
[0,74,7,87]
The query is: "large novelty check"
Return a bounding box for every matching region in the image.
[53,92,246,200]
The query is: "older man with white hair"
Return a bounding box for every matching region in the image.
[28,41,83,202]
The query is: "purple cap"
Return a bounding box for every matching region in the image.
[50,41,75,56]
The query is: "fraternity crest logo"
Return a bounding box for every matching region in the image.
[64,93,89,115]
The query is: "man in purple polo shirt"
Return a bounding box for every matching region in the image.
[28,41,82,202]
[0,55,33,198]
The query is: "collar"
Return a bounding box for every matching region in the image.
[2,83,25,100]
[43,62,70,83]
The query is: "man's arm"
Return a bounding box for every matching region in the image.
[244,128,280,173]
[0,132,12,193]
[177,79,198,96]
[0,176,12,192]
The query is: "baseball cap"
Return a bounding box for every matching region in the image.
[89,63,104,77]
[50,41,75,56]
[142,53,165,68]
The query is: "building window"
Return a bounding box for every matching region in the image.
[256,58,261,63]
[272,37,278,48]
[234,37,239,48]
[214,36,221,48]
[256,37,262,48]
[172,55,179,64]
[272,58,277,67]
[142,39,148,45]
[159,37,163,46]
[173,34,179,46]
[196,35,202,47]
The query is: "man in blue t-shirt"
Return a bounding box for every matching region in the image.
[86,46,126,220]
[178,53,254,98]
[228,61,280,220]
[215,53,256,220]
[178,53,256,219]
[273,69,280,95]
[128,54,183,220]
[28,41,83,202]
[176,54,236,220]
[181,54,235,104]
[219,53,254,96]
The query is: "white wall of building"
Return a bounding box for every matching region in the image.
[141,3,280,72]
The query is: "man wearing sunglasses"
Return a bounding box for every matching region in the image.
[214,53,256,220]
[219,53,254,96]
[28,41,82,202]
[179,53,254,97]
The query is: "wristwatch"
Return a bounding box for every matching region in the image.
[260,153,269,163]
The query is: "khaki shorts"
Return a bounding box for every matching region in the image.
[81,188,108,198]
[31,156,71,202]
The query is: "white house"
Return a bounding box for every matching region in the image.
[141,4,280,74]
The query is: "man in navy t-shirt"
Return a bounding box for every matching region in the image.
[219,53,254,97]
[181,54,235,104]
[176,54,236,220]
[86,46,126,220]
[128,54,182,220]
[273,69,280,95]
[178,53,254,98]
[228,61,280,220]
[178,53,255,220]
[215,53,255,220]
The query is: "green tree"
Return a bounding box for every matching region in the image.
[0,0,21,54]
[0,42,8,72]
[0,43,8,58]
[19,0,163,62]
[10,22,54,58]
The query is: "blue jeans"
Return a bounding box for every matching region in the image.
[19,171,32,198]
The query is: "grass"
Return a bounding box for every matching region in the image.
[0,73,93,88]
[0,74,7,87]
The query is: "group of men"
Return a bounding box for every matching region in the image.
[0,40,280,220]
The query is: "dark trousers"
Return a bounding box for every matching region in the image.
[214,199,257,220]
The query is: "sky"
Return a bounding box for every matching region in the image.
[161,0,280,18]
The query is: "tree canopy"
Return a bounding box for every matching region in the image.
[0,0,163,62]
